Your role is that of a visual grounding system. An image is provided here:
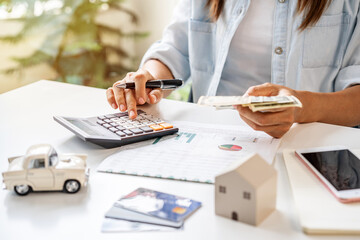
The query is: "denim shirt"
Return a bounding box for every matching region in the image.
[141,0,360,102]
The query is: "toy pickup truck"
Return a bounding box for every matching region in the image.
[2,144,89,196]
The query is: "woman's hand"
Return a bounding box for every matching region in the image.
[106,68,163,119]
[235,83,301,138]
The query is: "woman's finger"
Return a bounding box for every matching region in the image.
[236,105,295,126]
[245,83,280,97]
[124,89,137,119]
[239,113,289,138]
[147,88,163,104]
[106,88,118,109]
[132,70,154,105]
[112,82,127,112]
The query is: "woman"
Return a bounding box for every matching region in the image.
[106,0,360,138]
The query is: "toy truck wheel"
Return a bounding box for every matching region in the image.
[14,185,31,196]
[64,180,81,194]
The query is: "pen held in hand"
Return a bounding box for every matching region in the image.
[116,79,183,90]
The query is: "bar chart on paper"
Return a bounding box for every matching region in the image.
[175,132,196,143]
[97,121,280,184]
[154,132,196,144]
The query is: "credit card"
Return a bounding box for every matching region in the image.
[114,188,202,223]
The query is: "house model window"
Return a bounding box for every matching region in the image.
[243,191,251,200]
[219,185,226,194]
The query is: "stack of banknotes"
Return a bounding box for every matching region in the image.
[197,95,302,112]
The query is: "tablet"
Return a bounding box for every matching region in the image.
[295,146,360,203]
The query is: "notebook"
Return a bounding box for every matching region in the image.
[283,149,360,234]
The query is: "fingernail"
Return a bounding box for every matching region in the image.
[120,104,126,111]
[112,103,117,109]
[138,97,145,105]
[129,110,135,118]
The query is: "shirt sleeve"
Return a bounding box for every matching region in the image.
[140,0,191,81]
[334,6,360,91]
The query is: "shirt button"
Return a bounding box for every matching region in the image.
[275,47,283,55]
[278,0,286,3]
[237,7,243,15]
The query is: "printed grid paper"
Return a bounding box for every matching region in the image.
[97,121,280,184]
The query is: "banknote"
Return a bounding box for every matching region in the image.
[197,96,250,106]
[197,95,302,112]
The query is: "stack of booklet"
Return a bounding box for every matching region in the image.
[102,188,202,232]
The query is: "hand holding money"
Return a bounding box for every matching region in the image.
[197,95,302,112]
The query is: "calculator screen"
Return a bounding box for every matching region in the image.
[67,119,103,136]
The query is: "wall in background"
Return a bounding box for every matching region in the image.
[0,0,180,93]
[0,20,58,93]
[127,0,180,63]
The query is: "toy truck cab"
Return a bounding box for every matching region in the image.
[2,144,89,196]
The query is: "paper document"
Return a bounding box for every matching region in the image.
[97,121,280,184]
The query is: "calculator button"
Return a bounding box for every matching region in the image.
[144,116,154,121]
[105,114,116,118]
[125,120,136,124]
[110,118,121,122]
[130,128,143,134]
[116,126,126,131]
[103,123,112,128]
[109,127,118,132]
[124,125,134,129]
[104,119,112,123]
[115,131,126,137]
[140,127,154,133]
[159,123,173,129]
[154,119,164,124]
[114,112,127,117]
[123,130,133,136]
[98,116,107,120]
[149,125,164,131]
[97,120,105,125]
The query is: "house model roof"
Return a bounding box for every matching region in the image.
[216,153,276,188]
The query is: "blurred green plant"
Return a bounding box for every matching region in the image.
[166,81,191,102]
[0,0,148,88]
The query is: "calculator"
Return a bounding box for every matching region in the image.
[54,110,178,148]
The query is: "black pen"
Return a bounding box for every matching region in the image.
[116,79,183,90]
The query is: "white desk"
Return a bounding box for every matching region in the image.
[1,80,359,240]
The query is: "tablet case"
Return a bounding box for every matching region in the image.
[283,149,360,235]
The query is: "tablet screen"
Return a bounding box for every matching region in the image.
[302,150,360,191]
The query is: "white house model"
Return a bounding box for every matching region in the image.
[215,153,277,226]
